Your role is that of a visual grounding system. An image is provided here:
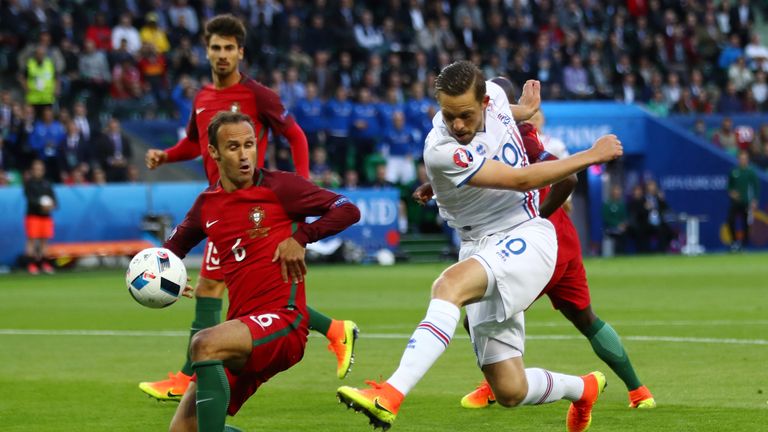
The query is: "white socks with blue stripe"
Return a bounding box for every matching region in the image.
[520,368,584,405]
[388,299,460,395]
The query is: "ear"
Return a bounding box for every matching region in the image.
[238,46,244,61]
[208,144,220,161]
[482,94,490,109]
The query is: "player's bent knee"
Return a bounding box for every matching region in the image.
[430,275,462,305]
[189,328,219,362]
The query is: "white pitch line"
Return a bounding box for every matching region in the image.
[0,329,766,345]
[368,320,768,329]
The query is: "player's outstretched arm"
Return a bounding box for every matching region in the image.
[468,134,623,192]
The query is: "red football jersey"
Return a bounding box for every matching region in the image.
[518,123,582,262]
[175,75,304,185]
[164,170,360,320]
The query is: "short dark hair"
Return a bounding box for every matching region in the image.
[434,61,486,102]
[490,76,517,104]
[204,14,246,47]
[207,111,254,149]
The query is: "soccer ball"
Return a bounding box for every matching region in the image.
[125,247,187,308]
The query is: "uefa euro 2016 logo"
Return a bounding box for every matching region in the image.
[453,148,473,168]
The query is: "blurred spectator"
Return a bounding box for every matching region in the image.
[57,120,92,183]
[85,12,112,52]
[752,70,767,109]
[112,13,142,55]
[323,86,353,171]
[354,9,384,53]
[730,0,754,44]
[745,32,768,71]
[713,117,739,155]
[170,75,195,124]
[169,0,199,35]
[293,82,325,150]
[718,33,744,72]
[754,141,768,171]
[309,146,341,188]
[0,135,14,175]
[76,39,111,114]
[602,184,629,254]
[717,82,744,114]
[72,102,94,143]
[96,117,133,182]
[278,67,306,110]
[56,12,83,48]
[92,167,107,184]
[23,159,56,274]
[381,110,419,185]
[727,151,760,251]
[140,12,170,54]
[692,119,708,139]
[643,179,674,252]
[368,162,394,188]
[29,107,64,181]
[137,43,169,109]
[350,87,381,178]
[343,169,360,190]
[646,89,669,117]
[19,45,58,117]
[728,57,754,93]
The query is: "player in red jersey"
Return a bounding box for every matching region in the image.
[457,78,655,412]
[165,111,360,431]
[141,15,357,402]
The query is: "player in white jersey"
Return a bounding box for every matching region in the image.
[337,61,623,432]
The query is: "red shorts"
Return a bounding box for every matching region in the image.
[225,307,308,415]
[199,239,224,281]
[537,256,591,311]
[25,215,54,239]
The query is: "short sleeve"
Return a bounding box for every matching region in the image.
[424,137,486,187]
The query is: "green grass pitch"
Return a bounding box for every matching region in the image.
[1,254,766,431]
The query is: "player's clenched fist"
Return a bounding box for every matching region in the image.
[145,149,168,169]
[589,134,623,164]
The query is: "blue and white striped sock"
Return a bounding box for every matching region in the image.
[520,368,584,405]
[387,299,460,395]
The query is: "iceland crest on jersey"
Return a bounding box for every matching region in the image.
[453,148,474,168]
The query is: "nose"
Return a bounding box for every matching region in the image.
[452,119,465,132]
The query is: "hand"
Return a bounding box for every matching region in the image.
[145,149,167,169]
[589,134,623,164]
[412,182,434,205]
[515,80,541,121]
[182,278,194,298]
[272,237,307,283]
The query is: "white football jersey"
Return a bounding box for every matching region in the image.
[424,81,540,241]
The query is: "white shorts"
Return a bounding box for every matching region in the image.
[461,217,557,366]
[386,156,416,184]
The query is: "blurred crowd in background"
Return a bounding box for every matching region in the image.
[0,0,767,235]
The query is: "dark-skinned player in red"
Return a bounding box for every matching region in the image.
[142,15,358,402]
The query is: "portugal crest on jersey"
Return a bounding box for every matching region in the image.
[247,206,270,238]
[231,102,241,113]
[453,148,474,168]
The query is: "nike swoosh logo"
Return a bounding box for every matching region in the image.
[196,397,214,405]
[196,108,205,115]
[206,220,219,228]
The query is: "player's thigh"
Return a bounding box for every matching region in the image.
[189,320,252,369]
[169,382,198,432]
[431,257,489,305]
[482,353,527,407]
[548,258,592,312]
[471,218,557,315]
